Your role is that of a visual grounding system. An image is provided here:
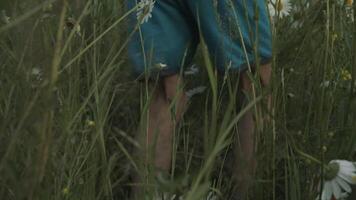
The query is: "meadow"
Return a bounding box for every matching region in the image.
[0,0,355,200]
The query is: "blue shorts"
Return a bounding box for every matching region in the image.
[127,0,272,78]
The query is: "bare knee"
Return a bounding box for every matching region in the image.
[149,82,166,112]
[259,63,272,87]
[163,75,187,122]
[241,72,253,93]
[241,63,272,92]
[163,75,184,101]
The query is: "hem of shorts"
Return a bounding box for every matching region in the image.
[217,57,273,75]
[133,67,182,82]
[133,57,273,81]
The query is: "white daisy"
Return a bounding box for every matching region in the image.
[291,20,303,29]
[31,68,41,76]
[156,62,167,69]
[287,93,295,98]
[345,5,355,23]
[320,80,331,88]
[186,86,207,98]
[136,0,155,24]
[184,64,199,76]
[268,0,292,19]
[321,160,356,200]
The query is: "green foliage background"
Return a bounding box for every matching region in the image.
[0,0,355,199]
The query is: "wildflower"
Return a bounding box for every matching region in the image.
[320,81,331,88]
[65,17,81,36]
[156,63,167,69]
[345,0,353,6]
[186,86,207,98]
[345,5,355,22]
[291,17,304,29]
[86,120,95,128]
[328,132,335,138]
[30,67,43,86]
[31,68,42,76]
[332,33,338,42]
[184,64,199,76]
[322,146,328,153]
[137,0,155,24]
[62,187,70,195]
[321,160,356,200]
[287,93,295,98]
[1,10,10,24]
[268,0,292,19]
[341,69,352,81]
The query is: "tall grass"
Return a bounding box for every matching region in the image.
[0,0,355,200]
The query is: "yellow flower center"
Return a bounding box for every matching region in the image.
[341,69,352,81]
[325,163,340,181]
[86,120,95,127]
[277,0,284,12]
[62,187,69,195]
[346,0,353,6]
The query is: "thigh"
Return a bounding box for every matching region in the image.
[186,0,272,73]
[127,0,199,79]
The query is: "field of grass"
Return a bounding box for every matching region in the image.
[0,0,355,200]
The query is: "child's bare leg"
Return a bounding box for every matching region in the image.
[152,75,187,171]
[133,75,187,198]
[233,63,272,199]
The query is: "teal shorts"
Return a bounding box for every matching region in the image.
[127,0,272,78]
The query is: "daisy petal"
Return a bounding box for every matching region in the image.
[322,182,332,200]
[335,177,352,193]
[186,86,207,98]
[338,172,355,184]
[336,160,356,170]
[331,180,342,199]
[340,167,356,175]
[340,171,356,184]
[340,192,349,199]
